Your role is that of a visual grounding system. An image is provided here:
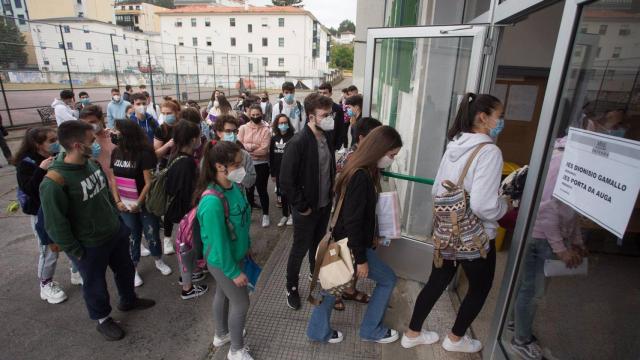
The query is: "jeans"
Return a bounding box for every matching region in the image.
[286,206,331,290]
[513,238,554,342]
[70,222,136,320]
[307,248,397,342]
[119,208,162,265]
[246,163,270,215]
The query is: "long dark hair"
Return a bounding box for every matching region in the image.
[447,93,501,140]
[272,114,294,137]
[12,127,56,165]
[114,119,154,159]
[193,140,241,205]
[171,120,201,160]
[335,126,402,199]
[217,94,232,115]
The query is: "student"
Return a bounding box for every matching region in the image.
[307,126,402,345]
[213,115,256,190]
[123,85,133,103]
[0,114,13,166]
[280,93,335,310]
[51,89,78,126]
[125,104,135,118]
[269,114,294,227]
[143,91,161,121]
[337,117,382,173]
[109,119,172,288]
[180,107,211,158]
[272,81,306,133]
[40,120,155,341]
[347,85,359,97]
[341,88,350,138]
[129,93,159,144]
[14,127,80,304]
[403,93,510,353]
[207,90,224,112]
[138,84,147,92]
[259,91,272,122]
[238,104,272,228]
[107,88,131,129]
[234,91,249,111]
[344,95,363,148]
[76,91,91,112]
[154,99,182,169]
[208,94,234,124]
[165,121,209,299]
[79,105,115,181]
[196,140,253,360]
[318,82,346,151]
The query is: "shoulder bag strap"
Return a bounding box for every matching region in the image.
[45,170,65,186]
[457,143,491,187]
[200,187,236,241]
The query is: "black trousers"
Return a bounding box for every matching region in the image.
[285,205,331,290]
[275,174,290,217]
[246,163,270,215]
[408,241,496,337]
[0,131,12,162]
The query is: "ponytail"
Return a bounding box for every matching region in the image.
[447,92,501,140]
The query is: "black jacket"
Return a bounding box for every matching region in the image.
[333,169,378,264]
[165,153,197,223]
[269,130,294,177]
[16,151,47,215]
[330,102,345,151]
[280,125,335,213]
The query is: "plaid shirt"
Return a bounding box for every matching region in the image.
[336,145,356,173]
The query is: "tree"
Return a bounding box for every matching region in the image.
[328,27,338,36]
[272,0,303,6]
[330,44,353,70]
[151,0,174,9]
[337,19,355,34]
[0,20,28,69]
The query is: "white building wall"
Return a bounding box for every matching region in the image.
[2,0,30,31]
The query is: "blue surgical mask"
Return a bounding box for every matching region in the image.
[284,93,294,103]
[91,142,102,158]
[490,118,505,139]
[607,128,626,138]
[223,133,237,142]
[278,124,289,132]
[48,142,61,154]
[164,114,177,125]
[346,108,354,117]
[80,98,90,105]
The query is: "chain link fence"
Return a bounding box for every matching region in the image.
[0,15,343,128]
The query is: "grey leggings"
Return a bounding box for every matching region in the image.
[210,265,249,352]
[32,215,78,283]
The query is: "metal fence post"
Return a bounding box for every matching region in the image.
[195,48,201,101]
[212,50,217,90]
[146,40,156,108]
[237,56,241,94]
[174,45,180,100]
[0,75,14,126]
[110,34,120,89]
[226,53,231,92]
[59,25,74,93]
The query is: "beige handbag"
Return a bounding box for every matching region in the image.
[308,192,355,305]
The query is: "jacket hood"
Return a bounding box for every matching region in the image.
[51,98,68,108]
[49,152,88,172]
[246,119,269,129]
[446,132,495,162]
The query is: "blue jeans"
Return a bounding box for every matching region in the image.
[119,207,162,266]
[307,248,397,342]
[513,237,554,342]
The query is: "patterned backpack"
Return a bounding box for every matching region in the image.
[432,143,491,268]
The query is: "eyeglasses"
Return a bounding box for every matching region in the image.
[223,129,239,134]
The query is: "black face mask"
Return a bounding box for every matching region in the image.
[251,116,262,123]
[110,132,120,146]
[261,97,268,102]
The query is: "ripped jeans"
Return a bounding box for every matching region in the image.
[119,206,162,266]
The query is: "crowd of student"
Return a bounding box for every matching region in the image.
[12,79,519,360]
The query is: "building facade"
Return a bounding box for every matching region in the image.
[335,31,355,45]
[25,0,113,23]
[174,0,244,6]
[1,0,30,31]
[114,1,167,33]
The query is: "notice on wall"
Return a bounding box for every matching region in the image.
[553,128,640,238]
[505,84,538,121]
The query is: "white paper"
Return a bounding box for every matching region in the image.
[376,191,402,239]
[492,83,508,103]
[544,258,588,277]
[505,84,538,121]
[552,128,640,238]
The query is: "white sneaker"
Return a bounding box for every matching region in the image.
[163,236,175,255]
[370,329,399,344]
[261,215,270,228]
[155,259,172,276]
[227,346,253,360]
[70,270,83,286]
[328,330,344,344]
[277,216,288,227]
[401,330,439,348]
[442,335,482,353]
[134,271,144,287]
[213,329,247,347]
[140,244,151,257]
[286,215,293,226]
[40,281,68,304]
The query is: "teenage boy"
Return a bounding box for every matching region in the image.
[347,85,359,97]
[272,82,306,133]
[76,91,91,112]
[129,92,159,144]
[123,85,133,103]
[51,89,78,126]
[106,88,131,129]
[40,120,155,341]
[318,82,345,151]
[260,91,273,123]
[280,93,336,310]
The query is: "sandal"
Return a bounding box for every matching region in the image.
[333,298,346,311]
[342,290,370,304]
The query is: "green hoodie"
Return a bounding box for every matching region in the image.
[39,153,120,259]
[198,183,251,279]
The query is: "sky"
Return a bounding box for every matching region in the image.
[247,0,357,29]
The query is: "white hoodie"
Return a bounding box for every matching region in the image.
[432,132,508,239]
[51,98,78,126]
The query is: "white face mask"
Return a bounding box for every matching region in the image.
[112,95,121,102]
[135,105,146,114]
[377,155,394,169]
[213,100,219,107]
[227,167,246,184]
[317,115,334,131]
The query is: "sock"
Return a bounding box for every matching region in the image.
[98,316,109,324]
[41,278,52,286]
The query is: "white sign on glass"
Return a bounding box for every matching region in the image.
[505,84,538,121]
[553,128,640,238]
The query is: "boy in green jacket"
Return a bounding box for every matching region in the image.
[39,120,155,341]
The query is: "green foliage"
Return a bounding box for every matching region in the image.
[150,0,174,9]
[337,19,355,33]
[329,27,338,36]
[271,0,303,6]
[330,44,353,70]
[0,20,28,69]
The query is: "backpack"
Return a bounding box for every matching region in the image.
[17,157,41,216]
[432,143,491,268]
[277,100,304,125]
[146,155,187,217]
[175,188,236,273]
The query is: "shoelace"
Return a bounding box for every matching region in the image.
[47,282,62,294]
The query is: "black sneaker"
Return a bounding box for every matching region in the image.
[117,297,156,312]
[177,272,206,285]
[181,284,208,300]
[96,317,125,341]
[286,286,301,310]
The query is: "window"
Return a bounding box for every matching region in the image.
[278,57,284,66]
[262,38,268,47]
[278,17,284,27]
[262,57,268,66]
[205,18,211,27]
[230,37,236,46]
[248,43,253,53]
[192,37,198,46]
[249,63,253,72]
[596,47,602,58]
[14,0,22,8]
[85,42,92,50]
[612,47,622,58]
[63,25,70,33]
[121,6,125,10]
[176,19,182,27]
[191,18,196,27]
[580,27,587,33]
[113,44,119,52]
[178,37,184,46]
[61,59,67,66]
[230,56,237,65]
[599,24,607,35]
[136,48,141,55]
[78,12,84,17]
[82,25,89,33]
[66,42,73,50]
[619,24,630,36]
[248,24,252,33]
[179,55,184,61]
[128,5,133,10]
[206,37,212,47]
[278,37,284,47]
[17,14,25,25]
[125,48,128,54]
[230,18,235,27]
[135,5,140,10]
[59,42,64,49]
[43,57,49,65]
